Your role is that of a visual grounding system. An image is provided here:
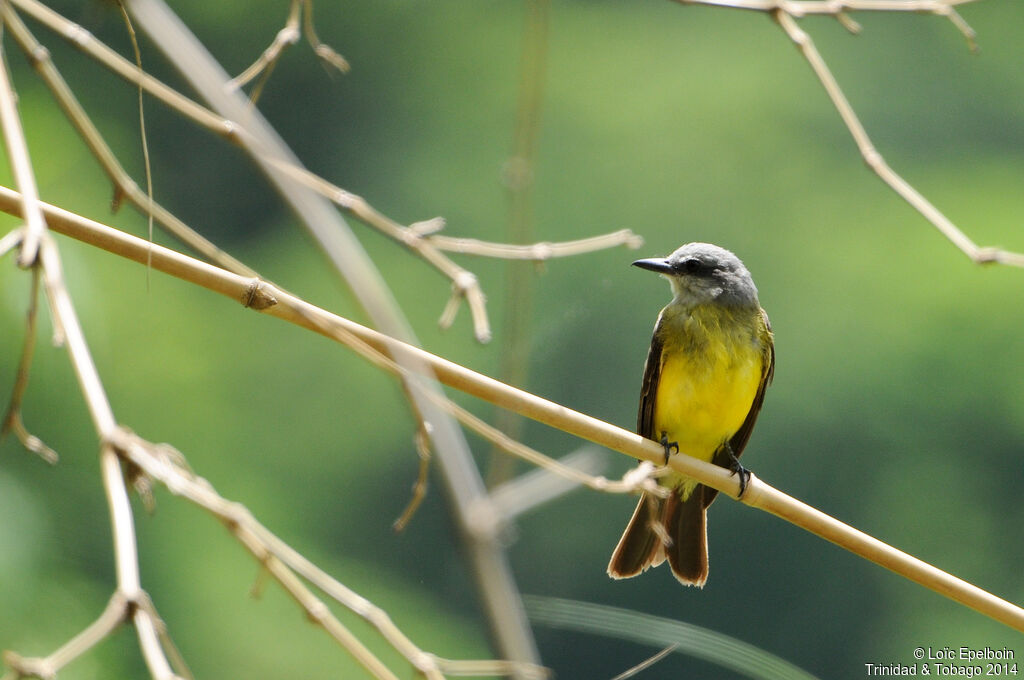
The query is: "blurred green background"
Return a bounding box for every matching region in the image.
[1,0,1022,678]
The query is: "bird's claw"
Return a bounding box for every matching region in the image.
[659,433,679,465]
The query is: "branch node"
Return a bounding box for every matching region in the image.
[835,11,861,34]
[65,24,94,49]
[411,651,439,673]
[408,216,446,236]
[241,278,278,310]
[973,246,1000,265]
[25,43,51,66]
[453,270,477,293]
[3,650,56,680]
[529,241,553,262]
[463,497,508,543]
[303,600,330,625]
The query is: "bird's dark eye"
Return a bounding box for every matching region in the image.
[677,258,710,276]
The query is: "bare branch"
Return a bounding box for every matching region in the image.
[0,255,57,463]
[124,3,542,675]
[110,430,546,680]
[8,190,1024,633]
[671,0,1023,266]
[430,230,644,260]
[228,0,348,96]
[0,40,45,267]
[8,0,641,342]
[3,593,129,680]
[227,0,302,91]
[1,4,257,277]
[301,1,350,75]
[609,644,679,680]
[14,229,181,677]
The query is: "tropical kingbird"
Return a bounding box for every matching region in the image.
[607,242,775,587]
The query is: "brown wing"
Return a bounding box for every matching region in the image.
[636,310,666,440]
[705,307,775,507]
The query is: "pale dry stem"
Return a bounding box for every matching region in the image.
[0,42,45,268]
[3,592,136,680]
[110,429,545,680]
[13,196,1019,633]
[2,233,182,678]
[0,5,257,277]
[2,190,1023,634]
[674,0,1023,266]
[228,0,348,96]
[392,424,433,532]
[0,256,58,463]
[7,0,641,342]
[609,644,679,680]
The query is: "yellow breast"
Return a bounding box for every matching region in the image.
[652,306,764,475]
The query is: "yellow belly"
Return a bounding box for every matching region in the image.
[654,338,762,498]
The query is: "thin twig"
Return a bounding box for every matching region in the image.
[8,0,641,342]
[392,425,433,532]
[227,0,302,91]
[125,3,542,677]
[0,255,58,463]
[3,592,129,680]
[26,231,182,677]
[114,1,156,277]
[672,0,1023,266]
[431,230,643,260]
[228,0,348,96]
[0,37,45,267]
[609,644,678,680]
[110,430,547,680]
[0,4,257,276]
[8,190,1023,634]
[301,1,350,75]
[674,0,979,16]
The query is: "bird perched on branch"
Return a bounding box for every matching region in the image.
[608,242,774,586]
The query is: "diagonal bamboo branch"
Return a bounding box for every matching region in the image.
[6,189,1022,634]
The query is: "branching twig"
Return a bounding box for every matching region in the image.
[8,0,642,342]
[109,429,547,680]
[671,0,1024,267]
[0,4,256,276]
[125,2,543,675]
[0,247,57,463]
[7,192,1020,633]
[24,232,182,679]
[2,592,153,680]
[0,43,45,269]
[227,0,348,97]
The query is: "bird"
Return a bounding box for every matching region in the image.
[607,242,774,587]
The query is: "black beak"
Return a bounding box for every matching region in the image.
[632,257,673,274]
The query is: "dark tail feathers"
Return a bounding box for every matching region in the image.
[607,490,708,587]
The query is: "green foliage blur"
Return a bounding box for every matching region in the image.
[1,0,1022,678]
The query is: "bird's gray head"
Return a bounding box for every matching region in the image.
[632,242,759,307]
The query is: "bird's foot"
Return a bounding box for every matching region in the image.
[659,433,679,465]
[725,445,750,497]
